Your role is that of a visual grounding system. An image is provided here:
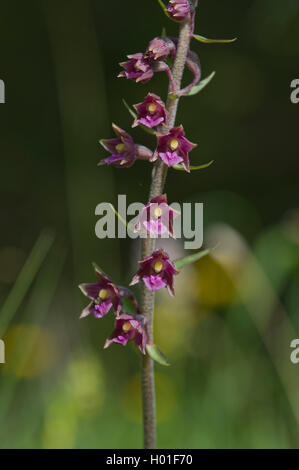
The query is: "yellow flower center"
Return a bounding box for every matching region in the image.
[170,139,179,151]
[154,207,163,218]
[99,289,108,300]
[154,261,163,273]
[122,321,132,333]
[147,103,157,114]
[116,143,125,153]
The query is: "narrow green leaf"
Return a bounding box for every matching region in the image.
[193,34,237,44]
[184,71,216,97]
[173,160,214,171]
[146,344,170,366]
[92,261,107,274]
[157,0,170,18]
[0,229,55,336]
[122,99,156,136]
[108,203,128,228]
[161,27,167,37]
[122,98,136,119]
[174,248,210,270]
[108,203,137,235]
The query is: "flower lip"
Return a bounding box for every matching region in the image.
[159,151,184,167]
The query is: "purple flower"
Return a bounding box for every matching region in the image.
[99,123,152,168]
[133,94,168,129]
[158,151,184,167]
[104,313,148,354]
[152,125,197,172]
[167,0,191,22]
[145,37,174,61]
[134,194,180,238]
[130,249,179,296]
[79,267,122,319]
[118,53,154,84]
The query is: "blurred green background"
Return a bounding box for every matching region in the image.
[1,0,299,448]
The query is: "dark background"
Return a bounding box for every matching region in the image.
[0,0,299,448]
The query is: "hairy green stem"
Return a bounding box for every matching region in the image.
[141,18,192,449]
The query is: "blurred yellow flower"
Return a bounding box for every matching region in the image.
[3,324,57,378]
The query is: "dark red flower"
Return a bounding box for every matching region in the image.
[104,313,148,354]
[134,194,180,238]
[152,125,197,172]
[118,53,154,83]
[130,249,179,296]
[133,93,167,129]
[99,123,152,168]
[79,267,122,319]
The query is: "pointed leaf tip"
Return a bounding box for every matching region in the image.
[173,160,214,171]
[183,72,216,97]
[122,98,137,119]
[174,248,210,270]
[193,34,237,44]
[146,344,170,366]
[157,0,170,18]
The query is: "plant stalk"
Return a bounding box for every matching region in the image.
[141,17,193,449]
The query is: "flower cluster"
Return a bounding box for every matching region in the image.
[97,29,201,171]
[79,267,148,354]
[79,250,179,352]
[80,5,203,357]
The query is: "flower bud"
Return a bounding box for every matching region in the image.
[166,0,192,23]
